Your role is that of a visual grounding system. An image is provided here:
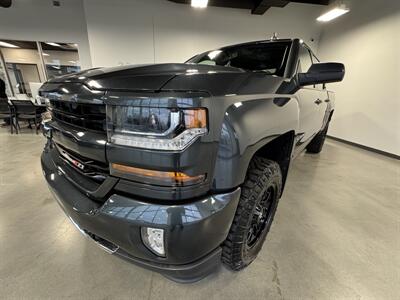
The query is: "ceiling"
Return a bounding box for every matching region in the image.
[168,0,330,15]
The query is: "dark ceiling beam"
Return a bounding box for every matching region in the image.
[168,0,254,9]
[208,0,254,9]
[252,0,289,15]
[167,0,330,15]
[289,0,330,5]
[0,0,12,8]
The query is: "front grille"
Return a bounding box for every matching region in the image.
[55,143,109,183]
[49,100,106,132]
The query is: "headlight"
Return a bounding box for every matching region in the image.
[106,106,208,151]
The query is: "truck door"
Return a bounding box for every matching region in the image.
[295,45,327,152]
[310,51,330,132]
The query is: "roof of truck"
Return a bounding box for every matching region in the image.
[219,38,295,50]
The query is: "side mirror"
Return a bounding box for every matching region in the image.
[298,62,345,87]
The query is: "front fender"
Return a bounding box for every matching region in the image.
[211,96,299,190]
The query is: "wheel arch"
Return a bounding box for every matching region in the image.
[211,97,299,194]
[252,131,295,194]
[212,127,296,195]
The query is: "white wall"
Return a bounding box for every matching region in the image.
[0,0,92,69]
[318,0,400,156]
[83,0,324,67]
[2,0,397,155]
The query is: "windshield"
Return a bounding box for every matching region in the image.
[187,41,291,76]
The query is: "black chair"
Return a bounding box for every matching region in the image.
[0,98,16,134]
[10,100,42,134]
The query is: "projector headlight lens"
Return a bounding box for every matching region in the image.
[141,227,165,257]
[106,106,207,151]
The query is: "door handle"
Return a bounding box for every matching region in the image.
[314,99,323,105]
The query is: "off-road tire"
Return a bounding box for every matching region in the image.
[306,123,329,154]
[222,157,282,271]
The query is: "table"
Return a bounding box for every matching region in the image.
[34,104,47,114]
[6,101,47,134]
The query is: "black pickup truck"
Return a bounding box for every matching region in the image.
[40,38,344,282]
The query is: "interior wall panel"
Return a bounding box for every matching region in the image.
[318,0,400,156]
[83,0,324,66]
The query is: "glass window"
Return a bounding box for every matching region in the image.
[0,61,11,98]
[0,39,82,100]
[0,40,44,99]
[6,63,41,95]
[187,42,292,76]
[40,42,81,79]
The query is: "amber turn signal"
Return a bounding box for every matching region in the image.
[184,109,207,129]
[111,163,205,186]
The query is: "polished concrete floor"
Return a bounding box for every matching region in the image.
[0,127,399,299]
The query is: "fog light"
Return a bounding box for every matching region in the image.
[141,227,165,257]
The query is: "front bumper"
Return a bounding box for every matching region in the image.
[41,148,241,282]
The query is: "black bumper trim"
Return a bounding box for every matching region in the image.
[67,209,222,283]
[116,247,222,283]
[41,147,240,282]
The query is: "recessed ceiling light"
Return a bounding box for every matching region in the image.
[0,41,19,48]
[45,42,62,47]
[191,0,208,8]
[317,5,350,22]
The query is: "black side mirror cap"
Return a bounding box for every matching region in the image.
[299,62,345,87]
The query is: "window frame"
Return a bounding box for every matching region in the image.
[187,41,293,77]
[298,44,313,73]
[0,39,81,98]
[297,43,325,90]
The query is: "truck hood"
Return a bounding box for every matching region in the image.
[48,63,244,92]
[47,63,285,96]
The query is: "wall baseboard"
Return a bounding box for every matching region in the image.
[327,136,400,160]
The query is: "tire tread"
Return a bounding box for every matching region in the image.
[222,157,281,270]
